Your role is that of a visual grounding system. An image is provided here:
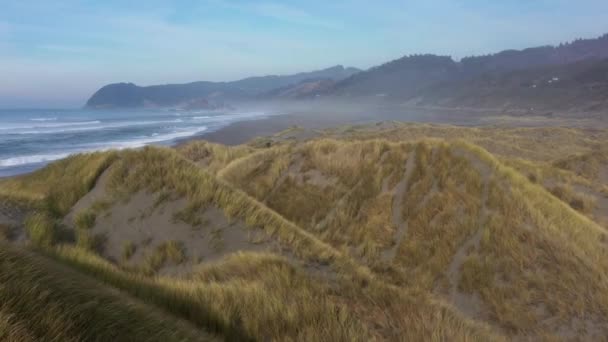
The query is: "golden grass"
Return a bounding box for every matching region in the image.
[53,243,503,341]
[325,123,608,162]
[453,141,608,335]
[177,140,255,175]
[74,209,96,230]
[6,122,608,339]
[218,145,293,199]
[502,157,591,187]
[50,246,376,341]
[71,208,105,251]
[189,252,370,341]
[215,131,608,337]
[460,140,608,262]
[266,176,342,228]
[75,229,105,252]
[395,143,484,288]
[553,148,608,181]
[0,243,213,341]
[0,308,36,342]
[63,144,500,341]
[225,139,411,261]
[548,184,596,214]
[24,212,58,247]
[143,240,187,275]
[0,152,116,216]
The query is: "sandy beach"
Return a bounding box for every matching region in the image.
[195,103,608,146]
[197,110,372,145]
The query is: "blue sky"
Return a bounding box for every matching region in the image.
[1,0,608,107]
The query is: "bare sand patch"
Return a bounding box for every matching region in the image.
[65,182,282,276]
[381,150,416,262]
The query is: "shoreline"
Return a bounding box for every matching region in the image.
[189,104,483,146]
[193,111,376,146]
[189,105,608,146]
[3,105,606,178]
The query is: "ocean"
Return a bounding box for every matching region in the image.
[0,108,271,177]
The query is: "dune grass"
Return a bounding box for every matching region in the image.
[213,132,608,337]
[0,243,213,341]
[4,123,607,340]
[24,211,58,248]
[71,208,106,251]
[52,243,503,341]
[393,140,608,335]
[104,146,343,267]
[0,308,37,342]
[218,145,293,200]
[177,140,256,175]
[0,137,507,341]
[393,143,484,288]
[143,240,187,275]
[221,138,411,261]
[49,246,378,341]
[452,141,608,335]
[548,184,596,214]
[64,144,501,341]
[74,209,96,230]
[553,148,608,182]
[0,152,116,216]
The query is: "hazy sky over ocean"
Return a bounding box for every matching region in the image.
[2,0,608,107]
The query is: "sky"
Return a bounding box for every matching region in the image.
[1,0,608,108]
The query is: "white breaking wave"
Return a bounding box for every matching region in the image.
[30,117,58,122]
[0,126,209,169]
[93,126,208,150]
[0,120,101,131]
[0,152,72,167]
[2,113,262,135]
[0,108,272,173]
[6,119,185,135]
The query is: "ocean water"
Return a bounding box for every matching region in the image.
[0,108,271,177]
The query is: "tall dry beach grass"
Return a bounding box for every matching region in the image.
[0,123,606,340]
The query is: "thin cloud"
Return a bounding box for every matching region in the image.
[2,0,608,107]
[250,2,342,30]
[216,1,342,30]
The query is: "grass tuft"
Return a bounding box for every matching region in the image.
[0,152,116,217]
[0,243,212,341]
[143,240,187,275]
[74,209,97,230]
[24,212,58,248]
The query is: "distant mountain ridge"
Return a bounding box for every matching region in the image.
[328,54,459,98]
[87,33,608,114]
[312,33,608,114]
[459,34,608,73]
[326,34,608,98]
[259,78,338,100]
[86,65,360,108]
[228,65,360,95]
[413,57,608,114]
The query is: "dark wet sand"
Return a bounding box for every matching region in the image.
[193,104,607,146]
[194,102,493,145]
[198,111,375,145]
